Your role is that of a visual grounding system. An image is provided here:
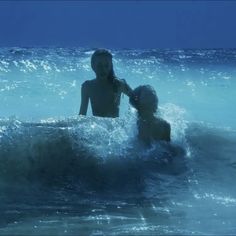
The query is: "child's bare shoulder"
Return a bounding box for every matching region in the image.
[153,117,171,140]
[156,118,170,132]
[81,79,97,91]
[82,79,96,86]
[114,78,130,90]
[157,118,170,129]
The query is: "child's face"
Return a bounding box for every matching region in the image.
[92,55,112,80]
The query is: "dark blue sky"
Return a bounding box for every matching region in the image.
[0,1,236,49]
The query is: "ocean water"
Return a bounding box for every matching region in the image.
[0,47,236,235]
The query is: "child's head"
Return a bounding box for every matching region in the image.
[130,85,158,115]
[91,49,115,81]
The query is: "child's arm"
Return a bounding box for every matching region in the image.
[163,122,171,142]
[79,81,89,115]
[119,79,133,97]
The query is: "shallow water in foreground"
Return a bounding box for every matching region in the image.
[0,48,236,235]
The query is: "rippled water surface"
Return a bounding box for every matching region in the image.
[0,48,236,235]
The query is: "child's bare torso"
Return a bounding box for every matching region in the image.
[84,79,121,117]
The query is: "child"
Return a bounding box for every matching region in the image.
[79,49,132,118]
[129,85,171,145]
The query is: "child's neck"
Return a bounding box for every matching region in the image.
[139,111,155,121]
[96,74,109,81]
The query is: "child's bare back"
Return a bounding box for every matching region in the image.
[138,117,170,144]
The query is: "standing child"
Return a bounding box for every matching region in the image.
[79,49,132,118]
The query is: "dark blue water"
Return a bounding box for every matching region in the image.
[0,48,236,235]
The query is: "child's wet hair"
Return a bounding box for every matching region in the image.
[129,85,158,113]
[91,49,117,86]
[91,49,113,67]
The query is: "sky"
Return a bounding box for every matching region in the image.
[0,1,236,49]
